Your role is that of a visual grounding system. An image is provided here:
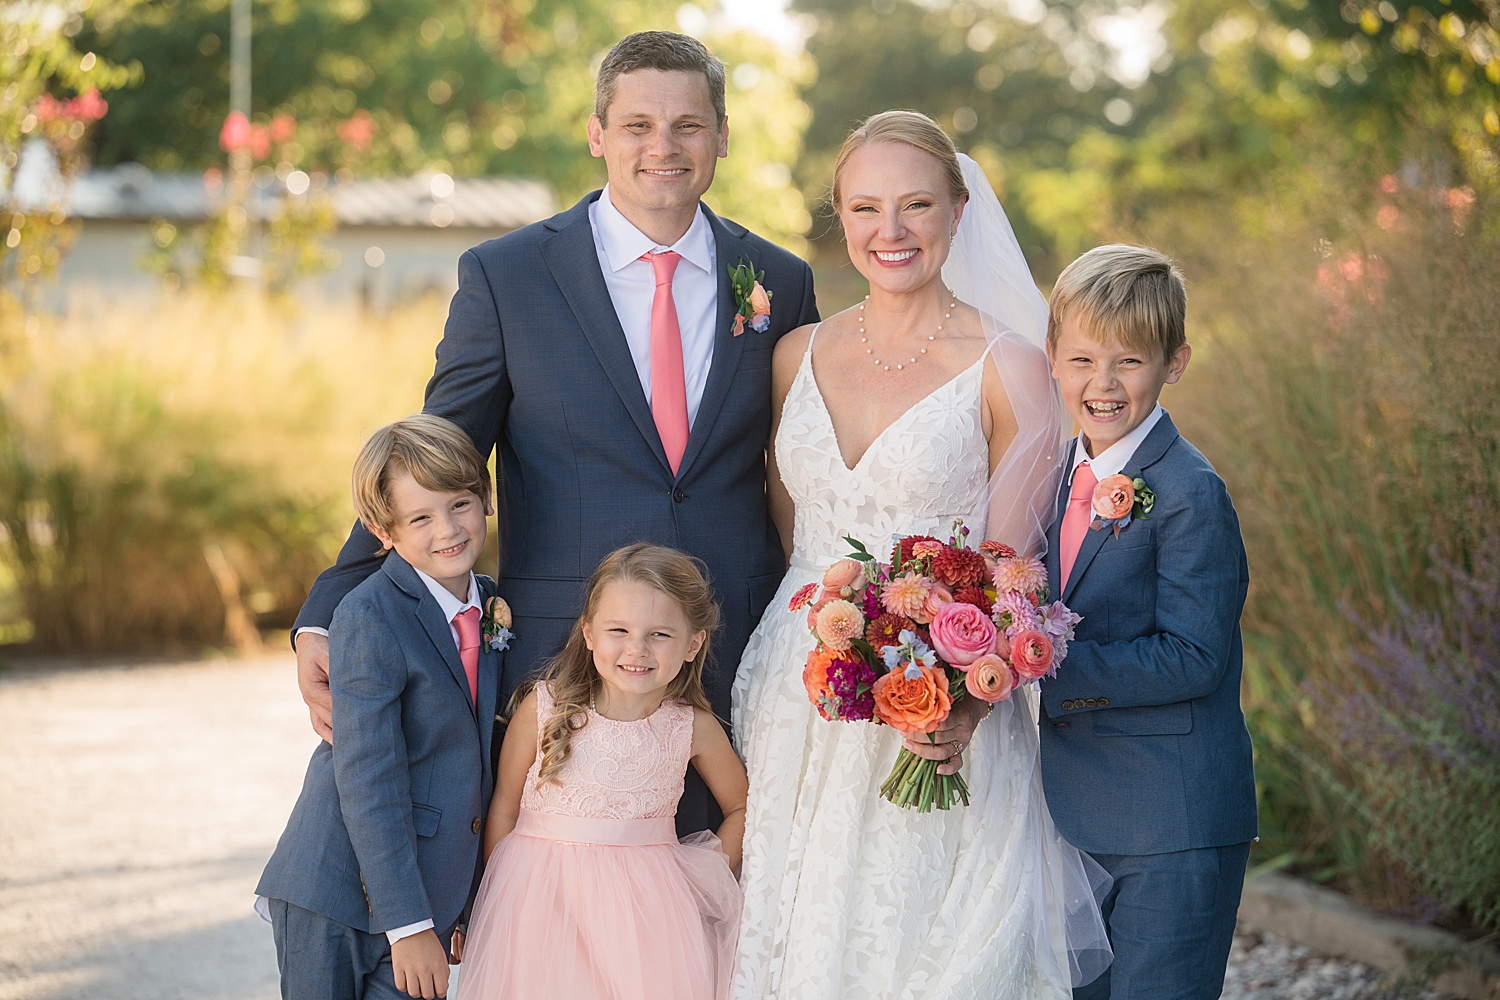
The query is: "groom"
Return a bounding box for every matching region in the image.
[290,31,817,836]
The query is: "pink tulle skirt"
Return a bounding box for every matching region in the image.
[454,809,742,1000]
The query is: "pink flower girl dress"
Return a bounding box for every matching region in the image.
[455,683,742,1000]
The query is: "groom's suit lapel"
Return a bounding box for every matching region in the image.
[539,192,673,475]
[676,207,752,481]
[1061,412,1182,603]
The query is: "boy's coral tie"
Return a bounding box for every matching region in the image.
[643,250,690,475]
[454,606,481,709]
[1059,462,1098,589]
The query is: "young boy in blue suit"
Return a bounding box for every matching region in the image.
[257,414,503,1000]
[1039,245,1257,1000]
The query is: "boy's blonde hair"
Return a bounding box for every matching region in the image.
[1048,244,1187,363]
[351,413,490,532]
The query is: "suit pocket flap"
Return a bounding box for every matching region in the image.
[411,803,441,838]
[1093,702,1192,736]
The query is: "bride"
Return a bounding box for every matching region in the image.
[730,111,1111,1000]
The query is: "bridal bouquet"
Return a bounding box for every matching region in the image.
[790,523,1081,812]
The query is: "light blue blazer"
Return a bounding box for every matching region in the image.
[257,552,500,935]
[1038,411,1258,856]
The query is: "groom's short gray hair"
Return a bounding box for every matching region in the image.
[595,31,726,127]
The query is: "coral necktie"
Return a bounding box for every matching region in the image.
[643,250,690,475]
[1059,461,1098,590]
[453,606,480,709]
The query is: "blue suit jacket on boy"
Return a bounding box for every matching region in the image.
[1038,411,1257,857]
[257,552,499,936]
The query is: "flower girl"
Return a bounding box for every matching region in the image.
[453,544,747,1000]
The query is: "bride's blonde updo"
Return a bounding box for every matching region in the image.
[830,110,969,211]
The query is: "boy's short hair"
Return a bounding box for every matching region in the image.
[594,31,726,126]
[1047,244,1187,363]
[351,414,489,532]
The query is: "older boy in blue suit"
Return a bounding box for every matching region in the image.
[1039,246,1257,1000]
[257,414,502,1000]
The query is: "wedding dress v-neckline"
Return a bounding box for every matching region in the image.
[803,322,987,473]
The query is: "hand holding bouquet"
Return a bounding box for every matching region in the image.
[791,523,1082,811]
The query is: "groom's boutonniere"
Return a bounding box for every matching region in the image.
[728,258,771,336]
[1090,474,1156,539]
[481,596,514,653]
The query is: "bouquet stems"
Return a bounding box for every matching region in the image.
[879,746,970,812]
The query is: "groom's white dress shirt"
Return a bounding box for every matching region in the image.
[1065,403,1165,490]
[261,571,480,945]
[589,184,719,426]
[294,189,718,647]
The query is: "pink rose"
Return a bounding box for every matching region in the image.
[1010,630,1055,680]
[965,654,1016,703]
[749,282,771,316]
[929,601,998,668]
[921,582,954,623]
[1092,474,1135,521]
[823,558,865,594]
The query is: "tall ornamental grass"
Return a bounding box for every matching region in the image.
[1164,185,1500,930]
[0,291,447,652]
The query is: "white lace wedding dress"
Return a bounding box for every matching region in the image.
[729,324,1109,1000]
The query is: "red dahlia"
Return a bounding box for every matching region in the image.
[931,546,987,588]
[866,612,914,648]
[953,585,993,616]
[892,535,941,568]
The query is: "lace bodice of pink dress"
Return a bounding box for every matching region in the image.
[521,682,694,821]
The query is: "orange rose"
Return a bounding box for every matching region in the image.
[872,663,952,734]
[1092,474,1135,521]
[804,647,837,719]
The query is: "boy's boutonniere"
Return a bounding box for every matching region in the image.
[481,596,514,653]
[728,258,771,336]
[1090,473,1156,538]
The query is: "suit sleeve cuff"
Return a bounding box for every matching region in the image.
[386,919,434,945]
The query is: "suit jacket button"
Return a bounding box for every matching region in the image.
[1085,698,1098,707]
[471,818,482,834]
[1098,697,1109,707]
[672,488,686,503]
[1061,700,1074,711]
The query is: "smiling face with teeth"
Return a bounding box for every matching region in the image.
[1048,311,1192,458]
[587,68,729,247]
[369,471,491,602]
[837,142,967,297]
[583,578,708,718]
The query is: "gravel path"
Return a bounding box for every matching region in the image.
[0,655,1455,1000]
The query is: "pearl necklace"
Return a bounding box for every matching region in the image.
[859,291,956,371]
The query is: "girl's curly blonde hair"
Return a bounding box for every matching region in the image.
[525,543,720,784]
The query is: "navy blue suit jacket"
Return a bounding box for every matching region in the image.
[259,553,499,935]
[1038,411,1258,856]
[294,192,817,833]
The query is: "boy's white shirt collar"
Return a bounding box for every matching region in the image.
[595,184,714,275]
[411,566,481,627]
[1069,403,1165,483]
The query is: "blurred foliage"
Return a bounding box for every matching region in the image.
[75,0,815,250]
[794,0,1500,269]
[1,0,142,300]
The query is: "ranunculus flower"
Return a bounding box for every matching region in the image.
[928,601,998,667]
[823,558,865,593]
[1092,474,1135,521]
[872,662,951,734]
[486,596,513,628]
[804,648,837,719]
[749,282,771,316]
[921,582,954,623]
[788,582,819,612]
[881,571,932,619]
[965,654,1016,703]
[815,599,865,651]
[1010,630,1055,680]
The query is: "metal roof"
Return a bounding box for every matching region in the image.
[57,162,554,230]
